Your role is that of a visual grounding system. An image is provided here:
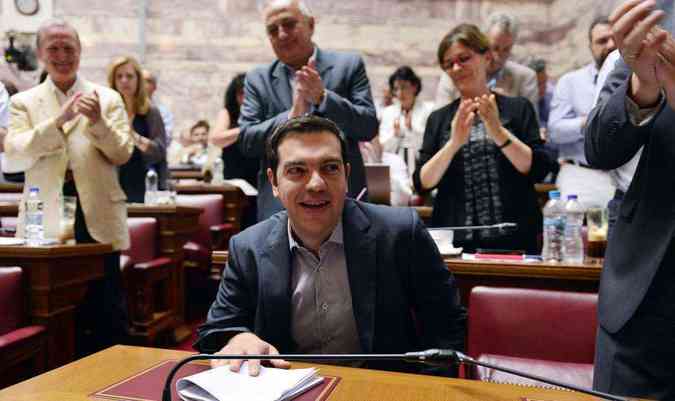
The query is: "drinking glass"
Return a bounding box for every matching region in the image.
[60,195,77,243]
[586,207,608,259]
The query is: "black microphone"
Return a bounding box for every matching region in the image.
[162,349,628,401]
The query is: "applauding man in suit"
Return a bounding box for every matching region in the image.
[239,0,378,221]
[197,116,466,376]
[5,19,134,352]
[585,0,675,398]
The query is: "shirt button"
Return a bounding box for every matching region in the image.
[321,303,328,312]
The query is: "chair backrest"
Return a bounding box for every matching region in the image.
[468,286,598,364]
[364,164,390,205]
[0,267,24,336]
[123,217,158,264]
[176,194,224,247]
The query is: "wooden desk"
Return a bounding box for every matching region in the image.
[0,345,600,401]
[213,252,601,306]
[127,204,202,342]
[445,257,601,304]
[0,203,204,342]
[0,243,112,370]
[0,183,22,193]
[170,169,203,180]
[176,182,248,233]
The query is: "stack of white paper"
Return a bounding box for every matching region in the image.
[176,363,323,401]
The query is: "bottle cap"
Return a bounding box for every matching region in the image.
[548,190,560,199]
[29,186,39,193]
[567,194,578,200]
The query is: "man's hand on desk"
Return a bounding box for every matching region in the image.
[211,332,291,376]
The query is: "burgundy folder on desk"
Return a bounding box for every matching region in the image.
[90,360,340,401]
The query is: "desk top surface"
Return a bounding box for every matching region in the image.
[0,345,601,401]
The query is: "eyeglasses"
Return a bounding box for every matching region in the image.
[441,52,474,71]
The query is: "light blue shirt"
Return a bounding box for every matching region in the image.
[548,63,599,164]
[0,82,9,128]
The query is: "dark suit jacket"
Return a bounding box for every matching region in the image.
[238,48,378,221]
[413,94,549,254]
[196,199,466,374]
[585,60,675,334]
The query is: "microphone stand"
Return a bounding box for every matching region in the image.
[162,349,628,401]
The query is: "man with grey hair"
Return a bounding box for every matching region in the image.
[5,18,133,353]
[433,12,539,113]
[239,0,378,221]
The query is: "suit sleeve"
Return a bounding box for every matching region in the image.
[238,71,292,158]
[407,209,466,354]
[195,234,256,353]
[87,91,134,166]
[5,96,67,171]
[316,55,378,142]
[584,63,650,170]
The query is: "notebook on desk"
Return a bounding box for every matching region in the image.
[90,360,339,401]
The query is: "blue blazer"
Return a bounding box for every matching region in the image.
[196,199,466,374]
[585,60,675,333]
[238,48,378,221]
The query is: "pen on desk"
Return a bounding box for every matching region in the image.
[356,187,367,201]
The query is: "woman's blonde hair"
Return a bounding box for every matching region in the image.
[107,56,150,115]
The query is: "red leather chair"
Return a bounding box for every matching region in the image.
[0,267,46,388]
[178,194,234,267]
[122,217,176,345]
[466,286,597,389]
[177,194,235,320]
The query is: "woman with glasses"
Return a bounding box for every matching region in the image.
[413,24,550,253]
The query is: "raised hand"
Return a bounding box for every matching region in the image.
[449,98,477,148]
[475,94,502,137]
[655,28,675,109]
[56,92,83,129]
[296,58,325,105]
[610,0,668,105]
[211,332,290,376]
[77,90,102,125]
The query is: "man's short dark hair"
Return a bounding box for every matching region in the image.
[388,66,422,96]
[589,16,610,43]
[190,120,210,133]
[266,115,348,176]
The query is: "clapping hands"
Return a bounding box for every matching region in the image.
[450,94,503,148]
[56,91,102,129]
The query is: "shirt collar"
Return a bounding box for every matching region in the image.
[46,75,84,98]
[288,218,343,252]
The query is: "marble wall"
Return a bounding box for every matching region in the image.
[0,0,620,137]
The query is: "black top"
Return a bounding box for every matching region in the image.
[413,94,549,254]
[118,106,167,203]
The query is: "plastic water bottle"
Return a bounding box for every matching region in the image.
[24,187,44,246]
[563,194,585,264]
[144,168,158,204]
[542,190,565,262]
[212,157,224,184]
